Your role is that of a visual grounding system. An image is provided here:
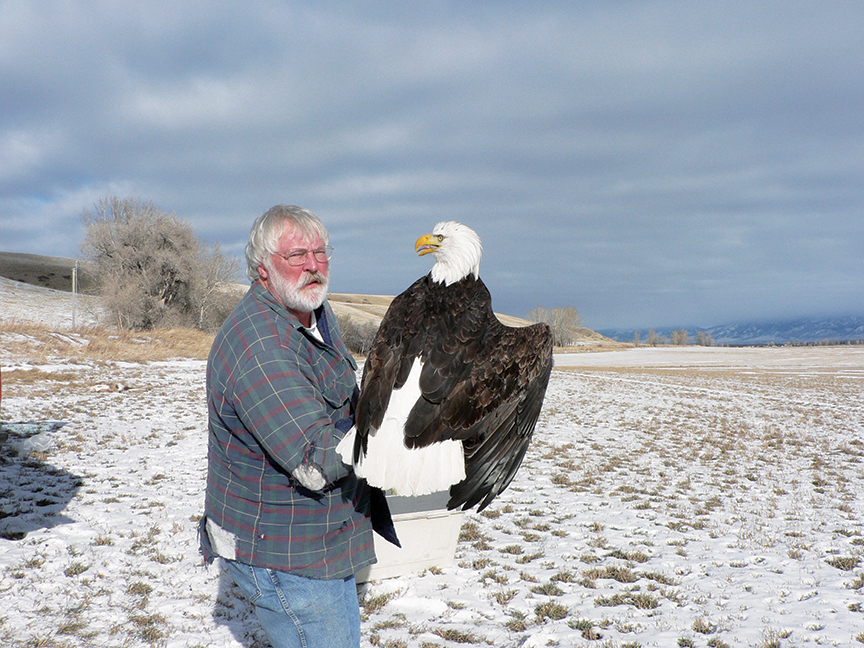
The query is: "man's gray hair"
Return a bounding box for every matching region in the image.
[245,205,329,282]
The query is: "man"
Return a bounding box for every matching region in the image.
[201,205,385,648]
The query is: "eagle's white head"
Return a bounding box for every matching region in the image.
[415,221,482,286]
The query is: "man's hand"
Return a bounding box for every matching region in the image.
[292,463,327,491]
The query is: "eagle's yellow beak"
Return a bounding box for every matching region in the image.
[415,233,440,256]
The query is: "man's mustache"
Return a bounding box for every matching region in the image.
[300,271,328,287]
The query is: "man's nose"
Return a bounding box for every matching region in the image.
[301,252,320,270]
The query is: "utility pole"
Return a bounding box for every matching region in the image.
[72,261,78,328]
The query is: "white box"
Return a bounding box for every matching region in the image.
[356,492,464,583]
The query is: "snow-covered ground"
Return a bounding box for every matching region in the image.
[2,284,863,647]
[556,345,864,371]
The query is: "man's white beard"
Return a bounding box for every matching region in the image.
[267,265,330,314]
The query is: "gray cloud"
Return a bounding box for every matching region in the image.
[2,1,863,328]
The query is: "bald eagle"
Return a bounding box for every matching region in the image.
[340,221,553,512]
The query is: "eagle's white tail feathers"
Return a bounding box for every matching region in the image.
[354,357,465,496]
[335,426,357,466]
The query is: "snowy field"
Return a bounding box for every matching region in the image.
[2,285,863,647]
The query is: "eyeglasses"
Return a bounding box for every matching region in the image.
[275,246,333,266]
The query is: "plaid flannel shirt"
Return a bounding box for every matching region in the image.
[201,282,375,579]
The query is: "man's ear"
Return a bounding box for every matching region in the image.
[257,264,269,280]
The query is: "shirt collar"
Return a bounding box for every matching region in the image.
[305,310,323,341]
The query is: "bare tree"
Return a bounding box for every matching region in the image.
[526,306,584,346]
[696,330,715,347]
[646,329,667,346]
[196,242,241,331]
[670,329,690,346]
[81,196,238,330]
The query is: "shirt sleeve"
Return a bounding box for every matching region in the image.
[232,348,354,489]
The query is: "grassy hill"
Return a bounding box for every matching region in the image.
[0,252,98,294]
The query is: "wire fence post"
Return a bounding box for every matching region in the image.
[72,261,78,329]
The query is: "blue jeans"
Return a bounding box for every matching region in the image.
[224,559,361,648]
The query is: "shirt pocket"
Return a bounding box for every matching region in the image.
[319,367,356,409]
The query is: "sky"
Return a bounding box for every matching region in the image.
[2,1,863,330]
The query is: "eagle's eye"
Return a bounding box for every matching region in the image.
[436,235,444,242]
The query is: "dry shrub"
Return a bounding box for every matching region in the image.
[80,196,239,331]
[337,315,379,356]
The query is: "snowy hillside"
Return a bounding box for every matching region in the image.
[600,315,864,346]
[706,316,864,345]
[0,275,104,327]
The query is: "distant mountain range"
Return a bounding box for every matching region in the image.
[598,315,864,346]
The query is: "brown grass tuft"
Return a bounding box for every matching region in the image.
[1,320,214,364]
